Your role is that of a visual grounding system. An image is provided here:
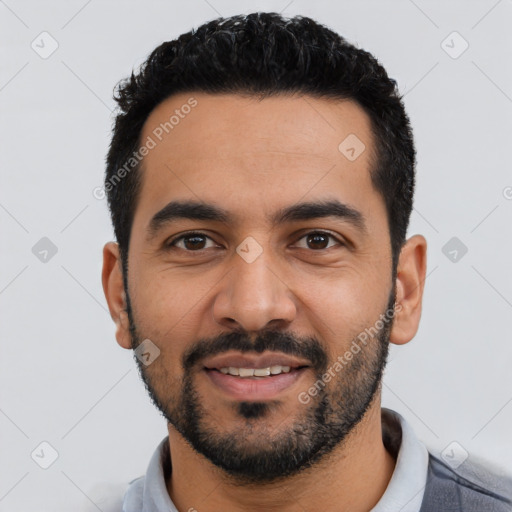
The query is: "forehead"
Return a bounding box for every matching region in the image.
[134,92,381,232]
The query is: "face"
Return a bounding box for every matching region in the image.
[115,92,400,483]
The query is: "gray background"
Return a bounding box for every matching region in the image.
[1,0,511,510]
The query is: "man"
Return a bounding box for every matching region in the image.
[101,12,512,512]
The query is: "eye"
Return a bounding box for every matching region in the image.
[165,230,344,253]
[166,231,219,251]
[294,231,343,250]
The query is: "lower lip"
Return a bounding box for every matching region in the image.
[205,368,309,401]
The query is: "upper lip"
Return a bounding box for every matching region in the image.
[203,352,311,370]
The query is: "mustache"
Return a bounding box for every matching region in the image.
[182,330,328,373]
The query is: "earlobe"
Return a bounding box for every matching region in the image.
[389,235,427,346]
[101,242,132,349]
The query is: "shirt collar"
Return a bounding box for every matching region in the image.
[371,408,429,512]
[122,436,176,512]
[122,408,429,512]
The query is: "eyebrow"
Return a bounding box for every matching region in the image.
[146,198,367,242]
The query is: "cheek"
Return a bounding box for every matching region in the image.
[302,270,389,352]
[129,267,213,352]
[132,266,188,317]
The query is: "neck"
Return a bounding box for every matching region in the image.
[165,397,396,512]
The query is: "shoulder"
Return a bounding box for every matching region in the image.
[420,453,512,511]
[120,475,146,512]
[79,480,134,512]
[80,437,171,512]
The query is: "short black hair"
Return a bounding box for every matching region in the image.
[105,12,416,276]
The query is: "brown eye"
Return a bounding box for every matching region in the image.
[167,232,217,251]
[294,231,342,250]
[182,235,207,250]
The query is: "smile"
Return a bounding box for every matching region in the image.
[204,366,309,400]
[218,365,292,377]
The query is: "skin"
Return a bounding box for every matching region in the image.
[102,92,427,511]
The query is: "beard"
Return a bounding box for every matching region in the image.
[124,284,396,485]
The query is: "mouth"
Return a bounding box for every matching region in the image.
[202,352,311,400]
[211,364,307,377]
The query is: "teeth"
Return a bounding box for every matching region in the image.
[254,368,271,377]
[219,365,292,377]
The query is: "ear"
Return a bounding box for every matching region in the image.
[101,242,131,349]
[389,234,427,346]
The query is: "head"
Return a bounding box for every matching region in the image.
[102,12,426,484]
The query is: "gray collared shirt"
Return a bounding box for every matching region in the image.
[121,408,430,512]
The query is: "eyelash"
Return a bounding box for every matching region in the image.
[165,230,344,252]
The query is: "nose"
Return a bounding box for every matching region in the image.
[212,245,297,333]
